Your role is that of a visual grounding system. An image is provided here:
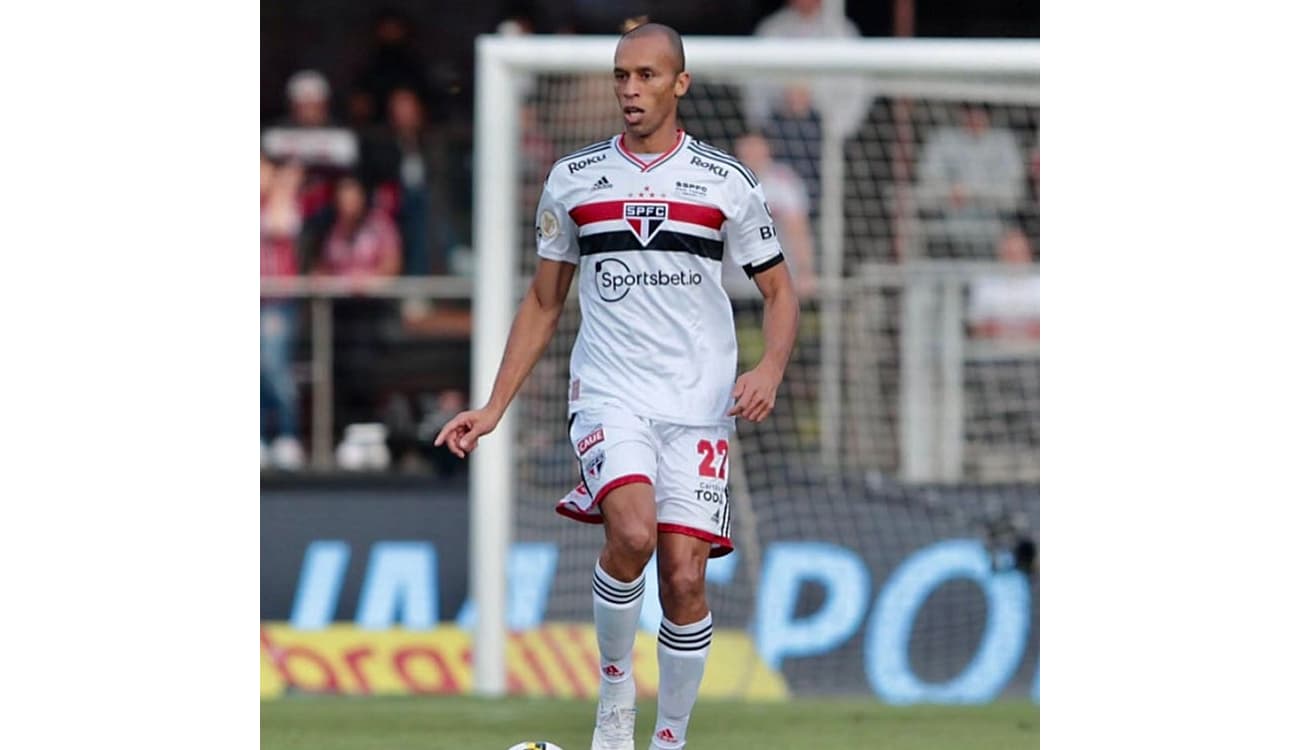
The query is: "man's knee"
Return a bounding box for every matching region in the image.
[659,563,706,605]
[611,525,656,563]
[602,524,656,579]
[599,480,658,578]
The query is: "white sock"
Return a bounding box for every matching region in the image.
[592,561,645,707]
[652,612,712,749]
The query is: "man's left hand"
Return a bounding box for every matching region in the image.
[728,365,782,422]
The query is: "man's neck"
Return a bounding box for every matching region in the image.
[622,122,681,154]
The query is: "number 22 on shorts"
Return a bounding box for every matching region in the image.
[697,439,729,479]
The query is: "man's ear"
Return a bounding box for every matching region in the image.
[675,71,691,98]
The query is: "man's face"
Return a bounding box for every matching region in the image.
[336,179,365,220]
[292,96,329,127]
[389,90,422,131]
[613,34,688,138]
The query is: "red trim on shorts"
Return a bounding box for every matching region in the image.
[555,505,603,525]
[594,474,653,504]
[657,523,735,558]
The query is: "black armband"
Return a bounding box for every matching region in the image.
[742,252,786,279]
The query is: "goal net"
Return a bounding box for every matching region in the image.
[473,36,1039,703]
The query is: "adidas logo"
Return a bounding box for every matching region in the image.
[592,176,613,191]
[603,664,624,678]
[656,728,678,742]
[711,509,720,523]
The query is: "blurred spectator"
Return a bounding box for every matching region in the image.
[286,70,333,127]
[316,176,403,441]
[916,104,1025,258]
[350,10,433,127]
[968,230,1039,342]
[389,88,432,274]
[760,85,822,214]
[261,155,306,470]
[744,0,873,141]
[361,87,444,275]
[263,70,359,222]
[732,132,817,298]
[316,175,402,278]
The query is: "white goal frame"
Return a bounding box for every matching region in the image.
[470,34,1039,696]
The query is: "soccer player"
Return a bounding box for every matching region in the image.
[435,23,798,750]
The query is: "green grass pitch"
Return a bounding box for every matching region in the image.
[261,696,1039,749]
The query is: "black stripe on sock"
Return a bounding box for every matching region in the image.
[658,634,712,652]
[658,627,713,648]
[593,574,644,604]
[592,577,644,603]
[592,572,644,595]
[659,621,712,638]
[593,585,642,605]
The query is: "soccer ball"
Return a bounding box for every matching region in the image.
[506,744,564,750]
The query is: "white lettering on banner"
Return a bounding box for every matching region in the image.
[865,539,1031,704]
[286,537,1035,703]
[755,542,870,669]
[290,540,350,629]
[356,542,438,629]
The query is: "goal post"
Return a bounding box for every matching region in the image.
[471,34,1039,697]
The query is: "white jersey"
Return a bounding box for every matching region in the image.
[535,130,785,426]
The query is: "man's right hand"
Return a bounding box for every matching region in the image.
[433,408,502,459]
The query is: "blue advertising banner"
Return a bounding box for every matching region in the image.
[261,476,1038,702]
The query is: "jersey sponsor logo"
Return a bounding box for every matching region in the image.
[623,202,668,245]
[577,427,605,456]
[567,153,607,174]
[538,209,560,239]
[594,258,704,302]
[689,154,729,179]
[591,176,613,191]
[674,180,709,199]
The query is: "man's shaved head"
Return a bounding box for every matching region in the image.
[620,22,685,74]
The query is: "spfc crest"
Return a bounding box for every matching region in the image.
[623,202,668,246]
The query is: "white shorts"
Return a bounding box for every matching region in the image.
[555,404,735,558]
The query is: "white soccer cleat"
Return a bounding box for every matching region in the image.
[590,702,636,750]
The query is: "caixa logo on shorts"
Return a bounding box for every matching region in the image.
[594,258,703,302]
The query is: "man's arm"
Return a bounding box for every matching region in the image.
[435,259,577,457]
[775,208,817,299]
[728,261,799,423]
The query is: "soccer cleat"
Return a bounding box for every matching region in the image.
[590,701,636,750]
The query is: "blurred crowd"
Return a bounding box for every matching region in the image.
[261,1,1040,474]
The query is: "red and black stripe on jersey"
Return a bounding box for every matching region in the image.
[570,199,726,262]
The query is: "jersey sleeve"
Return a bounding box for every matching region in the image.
[727,182,786,278]
[535,175,579,264]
